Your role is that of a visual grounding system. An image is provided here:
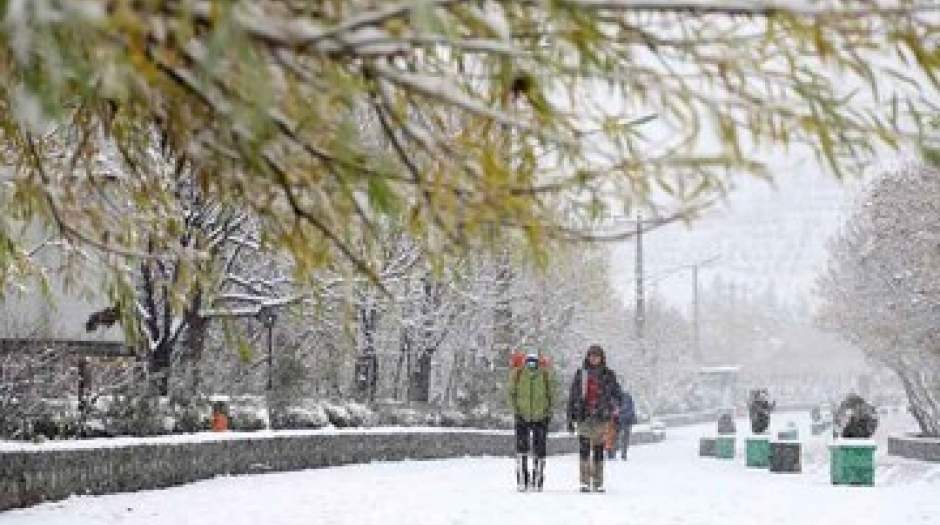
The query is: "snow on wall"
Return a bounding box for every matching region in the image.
[0,427,664,511]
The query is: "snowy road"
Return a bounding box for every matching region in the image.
[3,414,939,525]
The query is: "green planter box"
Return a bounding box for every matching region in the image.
[830,440,876,486]
[745,435,770,468]
[715,435,735,459]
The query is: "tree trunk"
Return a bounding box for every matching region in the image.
[326,341,341,397]
[408,351,433,403]
[892,358,940,437]
[186,313,208,398]
[393,331,410,401]
[408,275,439,403]
[443,351,461,407]
[493,253,513,365]
[149,340,173,397]
[355,300,379,402]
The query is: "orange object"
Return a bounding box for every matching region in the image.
[603,420,618,451]
[509,351,552,369]
[211,412,229,432]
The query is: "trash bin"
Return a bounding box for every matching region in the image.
[715,434,735,459]
[829,439,876,486]
[745,435,770,468]
[769,440,801,473]
[699,436,717,457]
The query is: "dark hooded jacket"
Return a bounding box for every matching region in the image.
[567,349,622,424]
[619,390,637,428]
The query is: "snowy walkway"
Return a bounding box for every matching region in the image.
[3,414,939,525]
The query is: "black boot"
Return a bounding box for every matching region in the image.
[516,454,529,492]
[531,457,545,491]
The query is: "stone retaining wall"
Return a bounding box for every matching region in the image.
[658,410,719,427]
[1,428,662,511]
[657,405,816,429]
[887,435,940,462]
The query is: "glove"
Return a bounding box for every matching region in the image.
[567,421,575,433]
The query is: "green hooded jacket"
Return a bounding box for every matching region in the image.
[508,366,556,422]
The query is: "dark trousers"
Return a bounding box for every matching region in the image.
[578,436,604,463]
[620,424,633,456]
[515,419,548,458]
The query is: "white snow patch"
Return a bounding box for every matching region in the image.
[0,427,515,453]
[830,438,878,448]
[4,417,939,525]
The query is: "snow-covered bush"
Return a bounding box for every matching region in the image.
[835,394,879,438]
[491,412,515,429]
[25,398,81,440]
[0,342,77,439]
[747,389,774,434]
[377,406,422,426]
[466,404,491,425]
[83,417,108,437]
[97,395,175,436]
[438,409,468,427]
[228,397,269,431]
[173,399,212,433]
[422,411,442,427]
[271,400,330,430]
[321,400,352,428]
[344,401,377,427]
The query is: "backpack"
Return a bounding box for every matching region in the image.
[509,351,551,370]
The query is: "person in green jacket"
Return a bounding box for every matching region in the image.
[508,351,555,492]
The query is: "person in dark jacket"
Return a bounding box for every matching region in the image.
[567,344,623,492]
[616,388,637,460]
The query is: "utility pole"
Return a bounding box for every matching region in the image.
[692,264,700,363]
[689,255,720,364]
[605,212,656,347]
[631,252,718,363]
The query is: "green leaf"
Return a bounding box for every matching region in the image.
[921,146,940,169]
[367,176,400,215]
[237,336,254,363]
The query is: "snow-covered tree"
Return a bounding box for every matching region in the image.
[631,296,697,414]
[50,128,309,399]
[817,163,940,437]
[3,1,940,290]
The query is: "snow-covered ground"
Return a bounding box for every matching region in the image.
[3,413,938,525]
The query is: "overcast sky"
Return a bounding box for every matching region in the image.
[607,152,883,316]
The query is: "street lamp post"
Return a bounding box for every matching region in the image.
[257,307,277,392]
